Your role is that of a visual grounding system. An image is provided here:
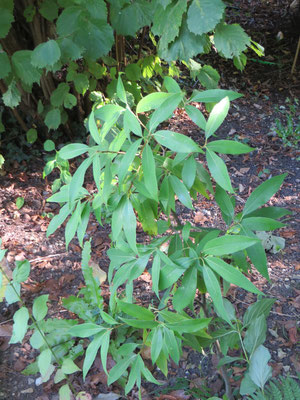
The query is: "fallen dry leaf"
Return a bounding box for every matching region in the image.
[89,260,107,284]
[194,211,208,224]
[0,324,12,337]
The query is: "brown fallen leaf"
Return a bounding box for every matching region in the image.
[89,260,107,284]
[0,324,12,337]
[288,326,298,345]
[194,211,208,224]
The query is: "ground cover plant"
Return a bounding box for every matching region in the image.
[0,76,292,399]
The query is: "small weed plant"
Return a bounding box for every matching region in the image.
[0,78,291,399]
[272,98,300,149]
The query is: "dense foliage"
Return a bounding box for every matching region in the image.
[0,0,262,138]
[0,77,290,399]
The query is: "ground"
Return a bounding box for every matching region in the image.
[0,1,299,399]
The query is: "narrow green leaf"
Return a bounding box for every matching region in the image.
[244,315,267,356]
[118,301,155,321]
[13,260,30,283]
[169,175,193,209]
[124,109,142,137]
[151,253,161,298]
[190,89,242,103]
[69,323,105,338]
[32,295,49,321]
[136,92,173,114]
[123,199,138,253]
[205,97,230,138]
[166,318,211,333]
[163,327,180,364]
[173,266,197,311]
[47,203,72,237]
[243,174,287,216]
[59,143,89,160]
[215,184,234,224]
[100,330,110,375]
[242,217,285,231]
[88,111,101,145]
[107,355,136,385]
[246,206,291,219]
[9,307,29,344]
[117,76,127,104]
[207,140,254,154]
[82,331,105,380]
[205,257,262,295]
[142,144,158,200]
[243,298,275,327]
[77,202,91,247]
[203,265,231,324]
[65,202,82,249]
[185,105,206,130]
[206,149,233,193]
[149,93,183,132]
[182,156,196,189]
[120,318,158,329]
[69,157,92,203]
[203,235,259,255]
[151,326,163,364]
[154,130,202,153]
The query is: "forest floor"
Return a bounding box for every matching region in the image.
[0,1,299,399]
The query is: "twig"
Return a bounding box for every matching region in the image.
[29,252,67,264]
[291,36,300,74]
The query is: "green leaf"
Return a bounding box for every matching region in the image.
[100,330,110,375]
[62,358,81,374]
[151,326,163,363]
[31,40,61,69]
[161,19,211,62]
[166,317,211,333]
[207,140,254,154]
[205,97,230,138]
[32,294,49,321]
[124,110,142,137]
[142,144,158,201]
[83,331,105,380]
[173,266,197,311]
[122,199,138,253]
[3,80,21,108]
[118,301,155,321]
[206,149,233,193]
[59,384,71,400]
[45,108,61,130]
[108,355,136,385]
[240,372,259,396]
[117,75,127,104]
[9,307,29,344]
[16,196,24,209]
[240,225,269,279]
[214,23,250,59]
[243,298,275,327]
[149,92,183,132]
[190,89,242,103]
[136,92,173,113]
[12,50,42,85]
[164,327,180,364]
[205,257,262,295]
[244,315,267,356]
[69,157,92,203]
[64,93,77,109]
[47,203,72,237]
[38,348,52,377]
[50,83,70,107]
[197,65,220,89]
[120,318,158,329]
[249,345,272,390]
[152,1,187,48]
[44,139,55,151]
[203,265,231,324]
[187,0,225,35]
[182,156,196,189]
[13,260,30,283]
[185,105,206,130]
[65,202,82,249]
[73,73,89,95]
[110,0,153,36]
[151,253,160,298]
[0,7,14,38]
[69,323,105,338]
[242,217,285,231]
[59,143,89,159]
[0,52,11,79]
[233,53,247,71]
[5,282,20,304]
[215,185,234,225]
[125,63,141,81]
[203,235,259,256]
[154,130,202,153]
[246,206,291,219]
[26,128,38,144]
[243,174,287,216]
[77,202,91,247]
[125,356,142,394]
[169,175,193,209]
[39,0,59,21]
